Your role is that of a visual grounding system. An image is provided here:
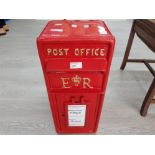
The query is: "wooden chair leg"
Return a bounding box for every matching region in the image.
[120,20,136,70]
[140,78,155,116]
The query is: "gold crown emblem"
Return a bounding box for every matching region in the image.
[71,75,82,86]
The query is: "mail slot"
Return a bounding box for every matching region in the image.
[37,20,115,133]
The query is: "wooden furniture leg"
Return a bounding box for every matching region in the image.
[120,20,136,70]
[120,20,155,116]
[140,78,155,116]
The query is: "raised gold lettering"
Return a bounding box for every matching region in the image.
[86,49,90,56]
[74,48,79,56]
[94,48,99,56]
[47,48,105,57]
[61,78,71,88]
[53,49,57,56]
[100,49,105,56]
[64,48,69,56]
[59,49,63,56]
[47,48,52,55]
[91,49,94,56]
[83,78,93,88]
[80,49,85,56]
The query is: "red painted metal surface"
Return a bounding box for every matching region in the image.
[37,20,115,133]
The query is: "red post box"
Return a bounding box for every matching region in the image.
[37,20,115,133]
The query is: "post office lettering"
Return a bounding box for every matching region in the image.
[47,48,105,57]
[47,48,69,56]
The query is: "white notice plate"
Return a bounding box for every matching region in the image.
[70,62,82,69]
[68,105,86,127]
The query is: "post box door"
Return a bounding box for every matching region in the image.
[54,93,102,132]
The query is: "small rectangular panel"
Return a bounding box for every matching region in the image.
[70,62,82,69]
[68,105,86,126]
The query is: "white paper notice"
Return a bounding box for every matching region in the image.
[70,62,82,69]
[68,105,86,126]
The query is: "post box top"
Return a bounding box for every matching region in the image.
[38,20,114,42]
